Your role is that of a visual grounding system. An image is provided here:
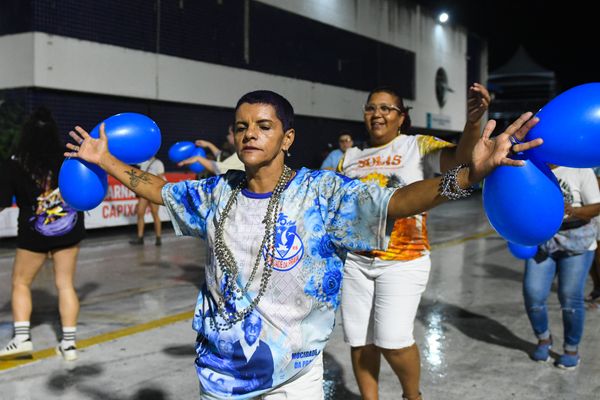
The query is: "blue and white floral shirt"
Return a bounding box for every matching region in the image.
[162,167,393,399]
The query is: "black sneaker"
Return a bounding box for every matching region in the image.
[129,237,144,245]
[155,237,162,246]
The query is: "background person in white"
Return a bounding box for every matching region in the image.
[130,156,166,246]
[522,166,600,369]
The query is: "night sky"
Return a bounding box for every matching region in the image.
[418,1,598,92]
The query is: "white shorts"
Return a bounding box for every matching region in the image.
[341,252,431,349]
[595,216,600,241]
[199,354,324,400]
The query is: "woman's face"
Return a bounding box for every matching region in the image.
[234,103,294,169]
[364,91,405,146]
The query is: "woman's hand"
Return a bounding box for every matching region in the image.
[177,156,204,167]
[564,203,575,217]
[194,139,213,148]
[468,112,543,184]
[64,123,166,205]
[64,123,110,167]
[177,154,216,174]
[467,83,491,124]
[195,139,221,159]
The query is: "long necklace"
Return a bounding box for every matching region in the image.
[212,165,293,330]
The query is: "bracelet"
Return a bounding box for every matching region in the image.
[439,164,473,200]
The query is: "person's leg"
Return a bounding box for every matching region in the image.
[131,197,149,244]
[341,253,380,400]
[375,257,430,400]
[149,202,162,245]
[381,345,421,399]
[350,345,381,400]
[523,256,556,340]
[556,251,594,353]
[51,245,80,361]
[523,255,556,361]
[0,248,47,358]
[52,245,80,327]
[11,248,48,323]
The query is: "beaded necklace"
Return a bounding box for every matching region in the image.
[212,165,293,329]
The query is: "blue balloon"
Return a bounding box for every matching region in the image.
[59,158,108,211]
[526,83,600,167]
[188,147,207,173]
[168,141,196,163]
[507,241,538,259]
[483,157,564,246]
[90,113,161,164]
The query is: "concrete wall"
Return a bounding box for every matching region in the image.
[0,0,475,131]
[257,0,470,129]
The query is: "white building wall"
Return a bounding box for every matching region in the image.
[257,0,470,130]
[0,33,34,89]
[0,0,476,131]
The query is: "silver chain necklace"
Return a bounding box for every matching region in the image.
[212,165,293,330]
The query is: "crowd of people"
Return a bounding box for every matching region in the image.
[0,85,598,400]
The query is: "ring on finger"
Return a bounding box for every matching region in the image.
[508,136,520,155]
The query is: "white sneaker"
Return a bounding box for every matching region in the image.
[56,344,77,361]
[0,338,33,359]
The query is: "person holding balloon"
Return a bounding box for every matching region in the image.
[177,148,245,175]
[523,166,600,370]
[129,156,167,246]
[0,107,85,361]
[64,89,540,399]
[179,130,245,175]
[338,83,490,400]
[168,126,244,176]
[195,124,236,162]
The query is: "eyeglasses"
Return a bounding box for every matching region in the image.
[362,103,403,115]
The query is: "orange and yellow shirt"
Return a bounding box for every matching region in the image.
[340,134,454,261]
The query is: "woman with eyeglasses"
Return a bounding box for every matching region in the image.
[339,84,490,400]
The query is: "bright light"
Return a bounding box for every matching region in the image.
[438,12,449,24]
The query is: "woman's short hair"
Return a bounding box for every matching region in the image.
[235,90,294,132]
